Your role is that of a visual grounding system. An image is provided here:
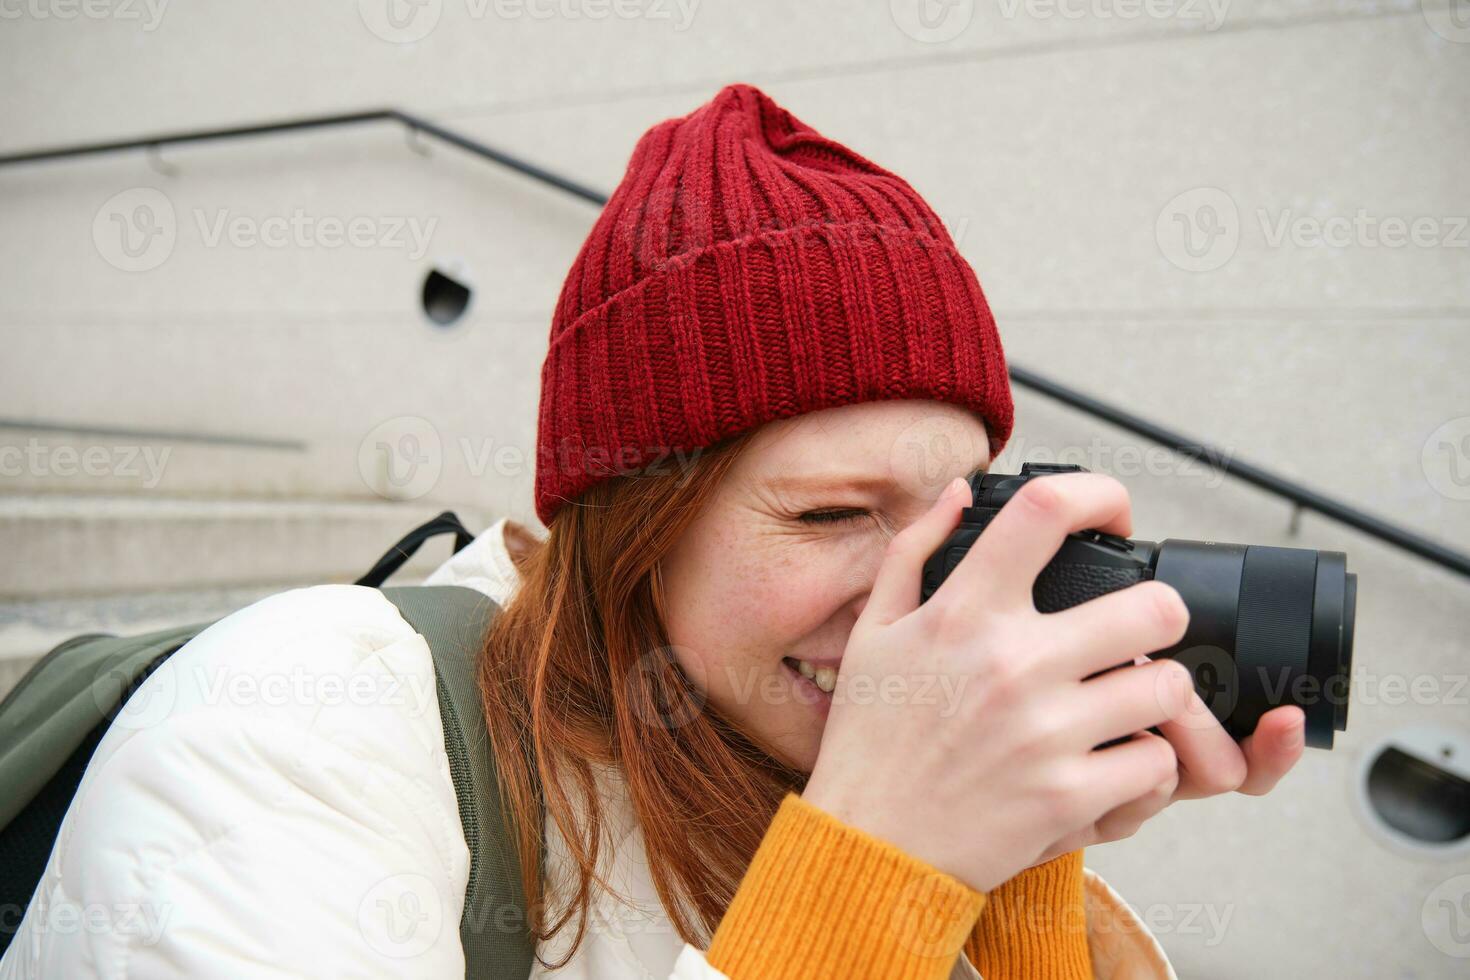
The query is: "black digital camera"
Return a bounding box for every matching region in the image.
[920,463,1356,749]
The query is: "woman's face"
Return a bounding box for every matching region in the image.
[659,399,992,773]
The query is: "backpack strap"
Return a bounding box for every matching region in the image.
[381,585,536,980]
[0,622,211,831]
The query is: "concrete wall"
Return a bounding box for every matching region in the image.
[2,1,1467,974]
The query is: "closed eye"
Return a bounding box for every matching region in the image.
[797,509,868,525]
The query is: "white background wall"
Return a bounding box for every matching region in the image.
[2,1,1468,975]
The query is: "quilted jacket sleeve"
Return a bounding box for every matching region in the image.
[0,584,472,980]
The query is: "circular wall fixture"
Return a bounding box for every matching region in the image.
[421,266,472,327]
[1354,726,1470,858]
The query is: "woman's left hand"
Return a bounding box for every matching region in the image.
[1026,671,1308,864]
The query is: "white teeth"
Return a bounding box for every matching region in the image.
[797,660,816,680]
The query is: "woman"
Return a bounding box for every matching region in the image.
[1,83,1306,979]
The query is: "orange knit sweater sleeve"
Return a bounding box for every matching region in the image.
[963,849,1094,978]
[706,792,1093,980]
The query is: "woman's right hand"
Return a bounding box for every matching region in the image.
[801,470,1195,894]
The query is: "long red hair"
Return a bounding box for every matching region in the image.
[479,430,805,967]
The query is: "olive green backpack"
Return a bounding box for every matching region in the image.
[0,512,538,977]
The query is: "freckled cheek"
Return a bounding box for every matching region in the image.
[707,558,853,650]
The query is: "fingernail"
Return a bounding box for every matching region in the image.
[1287,718,1306,750]
[944,476,968,500]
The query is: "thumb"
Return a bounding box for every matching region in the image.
[860,476,971,628]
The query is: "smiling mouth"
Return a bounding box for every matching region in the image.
[781,657,836,696]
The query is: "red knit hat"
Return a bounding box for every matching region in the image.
[534,82,1013,525]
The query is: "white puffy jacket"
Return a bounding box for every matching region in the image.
[0,518,1176,980]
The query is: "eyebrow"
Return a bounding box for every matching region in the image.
[765,462,987,494]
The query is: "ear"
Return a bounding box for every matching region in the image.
[502,518,540,568]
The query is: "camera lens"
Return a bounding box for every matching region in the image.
[1153,541,1355,749]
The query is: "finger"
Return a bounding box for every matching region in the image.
[1044,580,1191,679]
[1092,736,1179,841]
[1236,705,1306,796]
[1154,686,1248,801]
[861,475,972,627]
[1073,659,1195,746]
[934,472,1133,611]
[1079,731,1179,818]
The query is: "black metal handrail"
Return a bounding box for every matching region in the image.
[4,109,1466,580]
[0,108,607,204]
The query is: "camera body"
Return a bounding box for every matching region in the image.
[919,462,1356,749]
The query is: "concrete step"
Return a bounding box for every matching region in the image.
[0,583,285,700]
[0,493,494,599]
